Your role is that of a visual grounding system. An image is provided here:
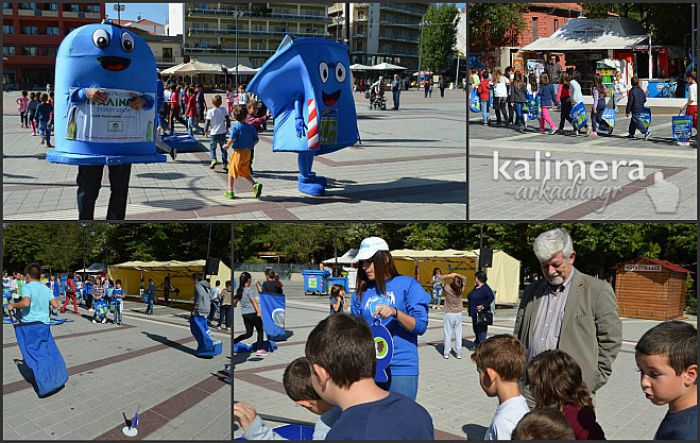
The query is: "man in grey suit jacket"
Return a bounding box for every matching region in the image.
[514,228,622,406]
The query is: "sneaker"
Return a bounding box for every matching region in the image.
[625,134,636,139]
[590,131,598,136]
[252,182,263,198]
[46,143,53,148]
[444,355,449,359]
[255,349,268,357]
[644,131,652,141]
[223,163,229,171]
[101,318,107,324]
[549,129,556,135]
[88,308,94,312]
[92,319,97,324]
[209,160,217,169]
[224,191,234,199]
[456,355,462,359]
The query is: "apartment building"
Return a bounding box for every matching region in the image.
[328,3,428,71]
[168,2,330,68]
[2,2,105,88]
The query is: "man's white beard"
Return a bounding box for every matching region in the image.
[547,275,564,286]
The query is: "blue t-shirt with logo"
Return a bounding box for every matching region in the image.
[351,275,430,376]
[228,122,258,150]
[325,392,434,440]
[20,281,54,324]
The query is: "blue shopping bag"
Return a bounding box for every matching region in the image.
[570,102,589,130]
[640,107,652,131]
[469,89,480,113]
[672,112,694,142]
[14,320,69,397]
[599,108,616,133]
[527,94,540,120]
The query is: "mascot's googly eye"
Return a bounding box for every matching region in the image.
[335,64,346,82]
[319,62,329,84]
[92,29,110,49]
[120,32,135,52]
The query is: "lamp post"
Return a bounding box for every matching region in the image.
[233,7,244,86]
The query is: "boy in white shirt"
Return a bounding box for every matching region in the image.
[471,334,530,440]
[204,95,231,171]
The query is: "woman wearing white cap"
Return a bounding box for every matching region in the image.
[351,237,431,401]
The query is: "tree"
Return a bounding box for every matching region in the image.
[468,3,527,53]
[420,3,460,74]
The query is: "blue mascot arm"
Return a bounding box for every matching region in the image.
[69,87,89,104]
[139,93,155,111]
[294,98,306,138]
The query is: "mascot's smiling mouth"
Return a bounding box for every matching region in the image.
[98,56,131,71]
[322,89,340,106]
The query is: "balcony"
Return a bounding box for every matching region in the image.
[190,27,330,39]
[379,20,420,29]
[379,33,419,44]
[380,4,427,17]
[185,47,276,55]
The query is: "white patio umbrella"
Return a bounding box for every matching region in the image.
[228,64,259,75]
[350,63,375,71]
[161,59,227,75]
[371,62,407,70]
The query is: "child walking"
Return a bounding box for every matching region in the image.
[204,95,230,170]
[626,76,651,140]
[244,100,269,173]
[590,74,609,136]
[538,73,557,134]
[17,90,29,128]
[27,92,39,135]
[477,71,491,125]
[223,105,262,199]
[680,70,697,145]
[492,68,509,126]
[34,93,53,147]
[512,71,528,132]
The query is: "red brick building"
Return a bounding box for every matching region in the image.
[2,2,105,89]
[514,2,583,47]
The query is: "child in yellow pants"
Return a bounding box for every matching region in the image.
[223,105,262,199]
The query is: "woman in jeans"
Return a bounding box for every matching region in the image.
[233,272,267,356]
[492,68,509,126]
[437,272,467,359]
[512,71,528,132]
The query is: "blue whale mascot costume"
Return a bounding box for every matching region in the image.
[47,20,166,219]
[247,35,360,196]
[189,315,223,358]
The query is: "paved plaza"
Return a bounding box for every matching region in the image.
[3,300,231,440]
[233,280,696,440]
[469,104,697,220]
[2,90,466,221]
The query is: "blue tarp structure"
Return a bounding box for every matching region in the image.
[13,321,69,397]
[189,315,222,358]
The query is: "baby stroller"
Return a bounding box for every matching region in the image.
[365,88,387,111]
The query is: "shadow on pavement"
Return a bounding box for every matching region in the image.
[142,332,197,356]
[136,172,187,180]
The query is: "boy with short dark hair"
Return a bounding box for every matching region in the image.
[635,321,697,440]
[626,76,651,140]
[204,95,230,170]
[471,334,529,440]
[223,105,262,199]
[233,357,341,440]
[305,314,434,440]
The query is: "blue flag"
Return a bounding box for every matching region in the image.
[131,404,140,430]
[259,292,289,341]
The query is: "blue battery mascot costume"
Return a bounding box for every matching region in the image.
[247,35,360,196]
[47,20,166,219]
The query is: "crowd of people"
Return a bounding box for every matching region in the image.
[470,58,697,145]
[3,269,232,329]
[233,229,698,440]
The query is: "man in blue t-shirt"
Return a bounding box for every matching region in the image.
[7,264,59,324]
[305,314,434,440]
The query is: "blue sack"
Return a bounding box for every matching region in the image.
[570,102,589,130]
[672,113,693,142]
[14,321,69,397]
[189,315,222,358]
[259,292,291,341]
[526,94,540,120]
[235,424,315,441]
[469,89,480,113]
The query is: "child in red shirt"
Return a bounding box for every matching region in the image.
[185,87,201,137]
[477,71,492,125]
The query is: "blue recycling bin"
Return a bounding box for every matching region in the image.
[327,277,349,294]
[302,270,328,295]
[235,424,315,440]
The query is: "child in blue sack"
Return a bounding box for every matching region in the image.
[112,280,125,325]
[91,276,107,324]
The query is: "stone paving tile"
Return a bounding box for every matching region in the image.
[3,90,466,221]
[3,301,230,440]
[469,110,697,220]
[233,281,696,440]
